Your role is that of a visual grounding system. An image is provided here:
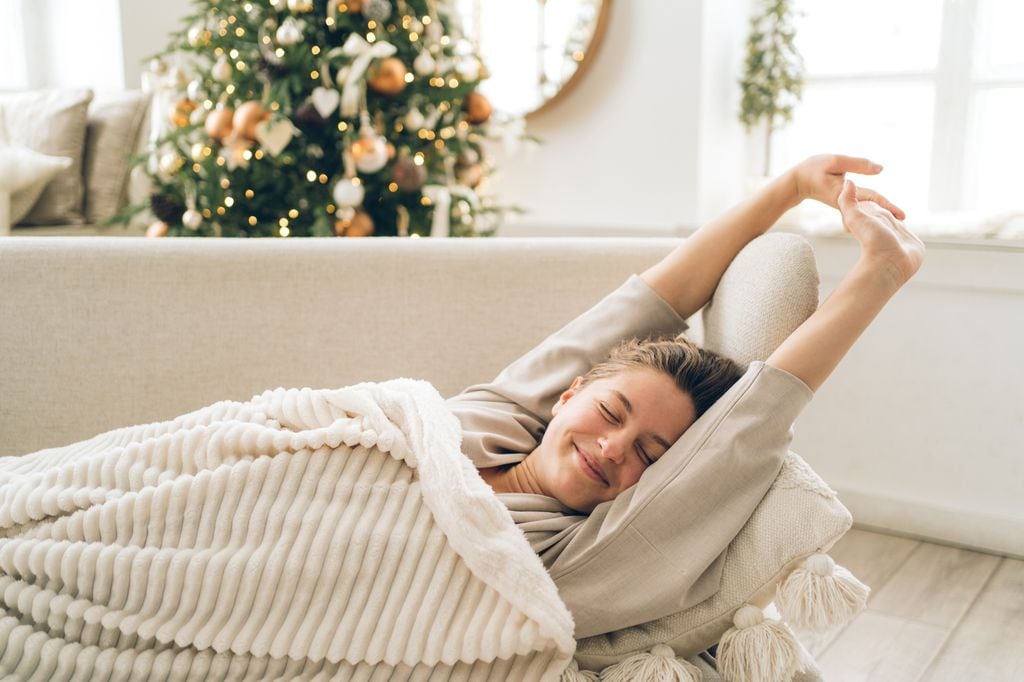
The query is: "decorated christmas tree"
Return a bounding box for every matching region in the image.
[133,0,511,238]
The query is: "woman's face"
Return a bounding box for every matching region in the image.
[533,368,696,514]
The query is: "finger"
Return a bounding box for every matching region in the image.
[837,179,862,214]
[830,154,884,176]
[856,186,907,220]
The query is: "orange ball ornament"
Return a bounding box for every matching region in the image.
[368,58,408,97]
[169,99,198,128]
[204,106,235,141]
[463,92,492,125]
[233,101,270,141]
[146,220,170,238]
[346,0,364,13]
[334,210,374,237]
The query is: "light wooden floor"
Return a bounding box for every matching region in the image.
[796,528,1024,681]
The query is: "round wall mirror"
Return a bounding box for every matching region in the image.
[452,0,611,118]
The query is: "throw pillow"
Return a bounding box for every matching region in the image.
[573,451,852,671]
[0,145,73,226]
[0,88,94,225]
[83,91,151,224]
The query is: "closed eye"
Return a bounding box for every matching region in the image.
[600,402,653,465]
[599,402,619,424]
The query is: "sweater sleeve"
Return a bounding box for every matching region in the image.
[446,274,689,468]
[547,360,815,638]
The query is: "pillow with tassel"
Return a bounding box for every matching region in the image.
[570,451,869,681]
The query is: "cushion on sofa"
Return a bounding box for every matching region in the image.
[0,88,93,225]
[574,451,851,670]
[83,91,151,224]
[0,145,73,226]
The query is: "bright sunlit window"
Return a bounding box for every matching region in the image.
[772,0,1024,218]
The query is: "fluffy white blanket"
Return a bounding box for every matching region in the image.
[0,379,576,681]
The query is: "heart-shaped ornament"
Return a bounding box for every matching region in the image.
[311,87,341,118]
[255,118,299,157]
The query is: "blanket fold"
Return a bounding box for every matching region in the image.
[0,379,575,681]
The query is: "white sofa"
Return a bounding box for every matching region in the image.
[0,235,845,679]
[1,89,151,237]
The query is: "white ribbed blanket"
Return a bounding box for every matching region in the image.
[0,379,576,681]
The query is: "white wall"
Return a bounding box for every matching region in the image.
[118,0,193,88]
[490,0,753,236]
[791,237,1024,557]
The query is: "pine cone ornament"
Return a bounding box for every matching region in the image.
[149,193,185,225]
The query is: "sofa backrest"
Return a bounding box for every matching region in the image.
[0,237,687,456]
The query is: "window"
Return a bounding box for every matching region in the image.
[772,0,1024,218]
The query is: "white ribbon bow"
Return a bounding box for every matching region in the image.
[422,185,480,238]
[337,33,397,117]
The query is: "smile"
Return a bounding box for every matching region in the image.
[575,445,608,486]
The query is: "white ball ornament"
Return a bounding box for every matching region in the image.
[332,177,365,208]
[404,106,425,130]
[182,209,203,230]
[212,57,233,82]
[276,18,303,46]
[158,152,184,177]
[456,57,481,81]
[187,24,209,48]
[270,0,287,9]
[287,0,313,12]
[413,51,436,76]
[190,142,206,162]
[351,133,389,174]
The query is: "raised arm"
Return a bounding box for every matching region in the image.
[642,154,907,320]
[766,179,926,392]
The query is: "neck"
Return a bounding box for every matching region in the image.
[487,454,547,496]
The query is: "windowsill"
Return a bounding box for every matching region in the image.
[770,205,1024,251]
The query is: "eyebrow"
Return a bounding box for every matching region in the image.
[611,390,674,452]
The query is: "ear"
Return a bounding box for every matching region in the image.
[551,376,585,417]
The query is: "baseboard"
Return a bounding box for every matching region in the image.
[835,485,1024,559]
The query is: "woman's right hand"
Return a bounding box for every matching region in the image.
[790,154,907,220]
[838,179,926,287]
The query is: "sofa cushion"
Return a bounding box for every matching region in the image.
[574,451,852,670]
[0,88,93,225]
[83,90,151,224]
[0,145,72,225]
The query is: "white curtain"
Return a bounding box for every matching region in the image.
[0,0,30,90]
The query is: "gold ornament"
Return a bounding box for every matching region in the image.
[463,92,492,125]
[169,99,198,128]
[350,131,389,173]
[233,101,269,141]
[334,209,374,237]
[158,152,185,177]
[205,106,235,141]
[146,220,169,238]
[457,163,484,188]
[368,57,408,97]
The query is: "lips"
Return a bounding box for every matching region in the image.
[575,444,608,486]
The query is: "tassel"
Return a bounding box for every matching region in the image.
[598,644,701,682]
[560,658,600,681]
[775,553,870,631]
[717,604,803,682]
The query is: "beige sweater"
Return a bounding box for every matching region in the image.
[446,275,813,639]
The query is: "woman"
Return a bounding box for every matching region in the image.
[446,154,925,639]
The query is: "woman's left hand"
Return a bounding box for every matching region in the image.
[790,154,907,220]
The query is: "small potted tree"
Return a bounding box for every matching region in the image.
[739,0,805,178]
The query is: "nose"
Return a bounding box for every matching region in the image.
[597,433,628,464]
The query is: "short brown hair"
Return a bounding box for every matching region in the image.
[580,336,745,418]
